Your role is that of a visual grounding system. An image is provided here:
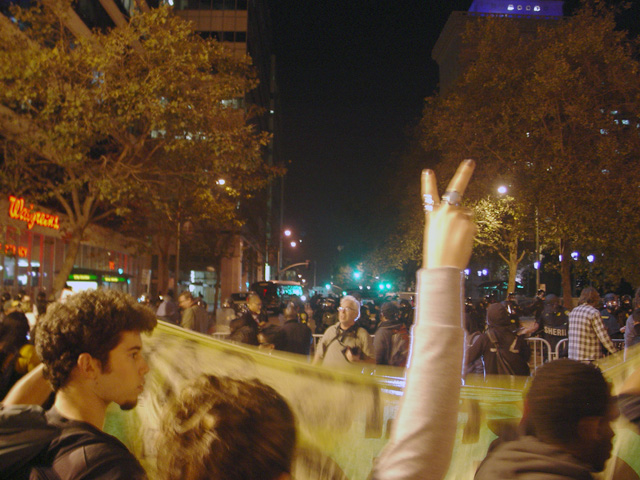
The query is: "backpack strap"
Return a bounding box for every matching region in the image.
[485,329,516,375]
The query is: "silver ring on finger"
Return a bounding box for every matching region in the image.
[441,190,462,206]
[423,194,436,212]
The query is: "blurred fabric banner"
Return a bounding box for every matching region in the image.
[103,322,640,480]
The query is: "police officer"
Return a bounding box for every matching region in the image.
[317,297,338,334]
[600,293,623,340]
[538,294,569,356]
[618,294,633,331]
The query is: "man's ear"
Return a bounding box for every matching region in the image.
[76,353,101,379]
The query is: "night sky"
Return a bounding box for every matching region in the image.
[267,0,640,285]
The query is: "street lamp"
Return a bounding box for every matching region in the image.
[278,229,297,277]
[497,185,508,195]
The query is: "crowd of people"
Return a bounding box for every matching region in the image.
[1,160,640,480]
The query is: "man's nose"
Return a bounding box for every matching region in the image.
[141,356,150,375]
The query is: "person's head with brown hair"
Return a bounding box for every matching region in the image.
[0,311,30,355]
[157,375,296,480]
[524,359,616,472]
[578,287,601,307]
[35,288,157,392]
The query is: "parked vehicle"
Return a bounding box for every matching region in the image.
[250,280,304,313]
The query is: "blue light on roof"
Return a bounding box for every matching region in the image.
[468,0,564,17]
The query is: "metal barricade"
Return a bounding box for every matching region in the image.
[554,338,568,360]
[211,332,230,341]
[554,338,625,360]
[312,334,323,351]
[525,337,553,370]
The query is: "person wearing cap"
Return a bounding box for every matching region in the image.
[466,303,531,376]
[374,302,410,366]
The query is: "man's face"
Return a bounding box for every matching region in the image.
[248,296,262,314]
[178,295,192,310]
[582,400,618,472]
[338,298,359,328]
[94,331,149,411]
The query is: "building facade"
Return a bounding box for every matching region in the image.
[433,0,564,94]
[0,195,149,299]
[172,0,280,304]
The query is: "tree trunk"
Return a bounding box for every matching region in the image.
[52,230,83,298]
[560,239,573,308]
[155,233,172,294]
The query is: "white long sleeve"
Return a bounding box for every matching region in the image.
[373,267,465,480]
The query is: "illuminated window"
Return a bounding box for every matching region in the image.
[517,5,523,10]
[526,5,531,10]
[507,4,514,10]
[534,5,541,11]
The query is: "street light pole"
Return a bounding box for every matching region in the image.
[535,207,540,291]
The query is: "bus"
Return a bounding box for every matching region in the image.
[250,280,304,314]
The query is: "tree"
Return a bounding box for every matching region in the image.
[472,195,531,294]
[419,1,640,305]
[0,1,276,295]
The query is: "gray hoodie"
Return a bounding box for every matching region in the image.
[475,435,594,480]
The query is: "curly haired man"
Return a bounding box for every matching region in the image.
[10,289,156,479]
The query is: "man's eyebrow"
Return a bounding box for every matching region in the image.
[127,345,142,352]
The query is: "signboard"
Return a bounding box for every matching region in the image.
[8,195,60,230]
[102,275,127,283]
[68,273,98,281]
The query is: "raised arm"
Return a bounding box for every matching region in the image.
[2,363,53,406]
[373,160,476,480]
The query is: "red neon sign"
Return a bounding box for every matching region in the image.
[2,243,27,258]
[8,196,60,230]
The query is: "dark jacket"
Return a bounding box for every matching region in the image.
[373,320,405,365]
[475,435,594,479]
[228,311,259,346]
[539,296,569,351]
[281,319,312,355]
[467,303,530,376]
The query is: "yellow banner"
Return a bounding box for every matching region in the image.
[103,322,640,479]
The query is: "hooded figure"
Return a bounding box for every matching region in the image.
[466,303,531,376]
